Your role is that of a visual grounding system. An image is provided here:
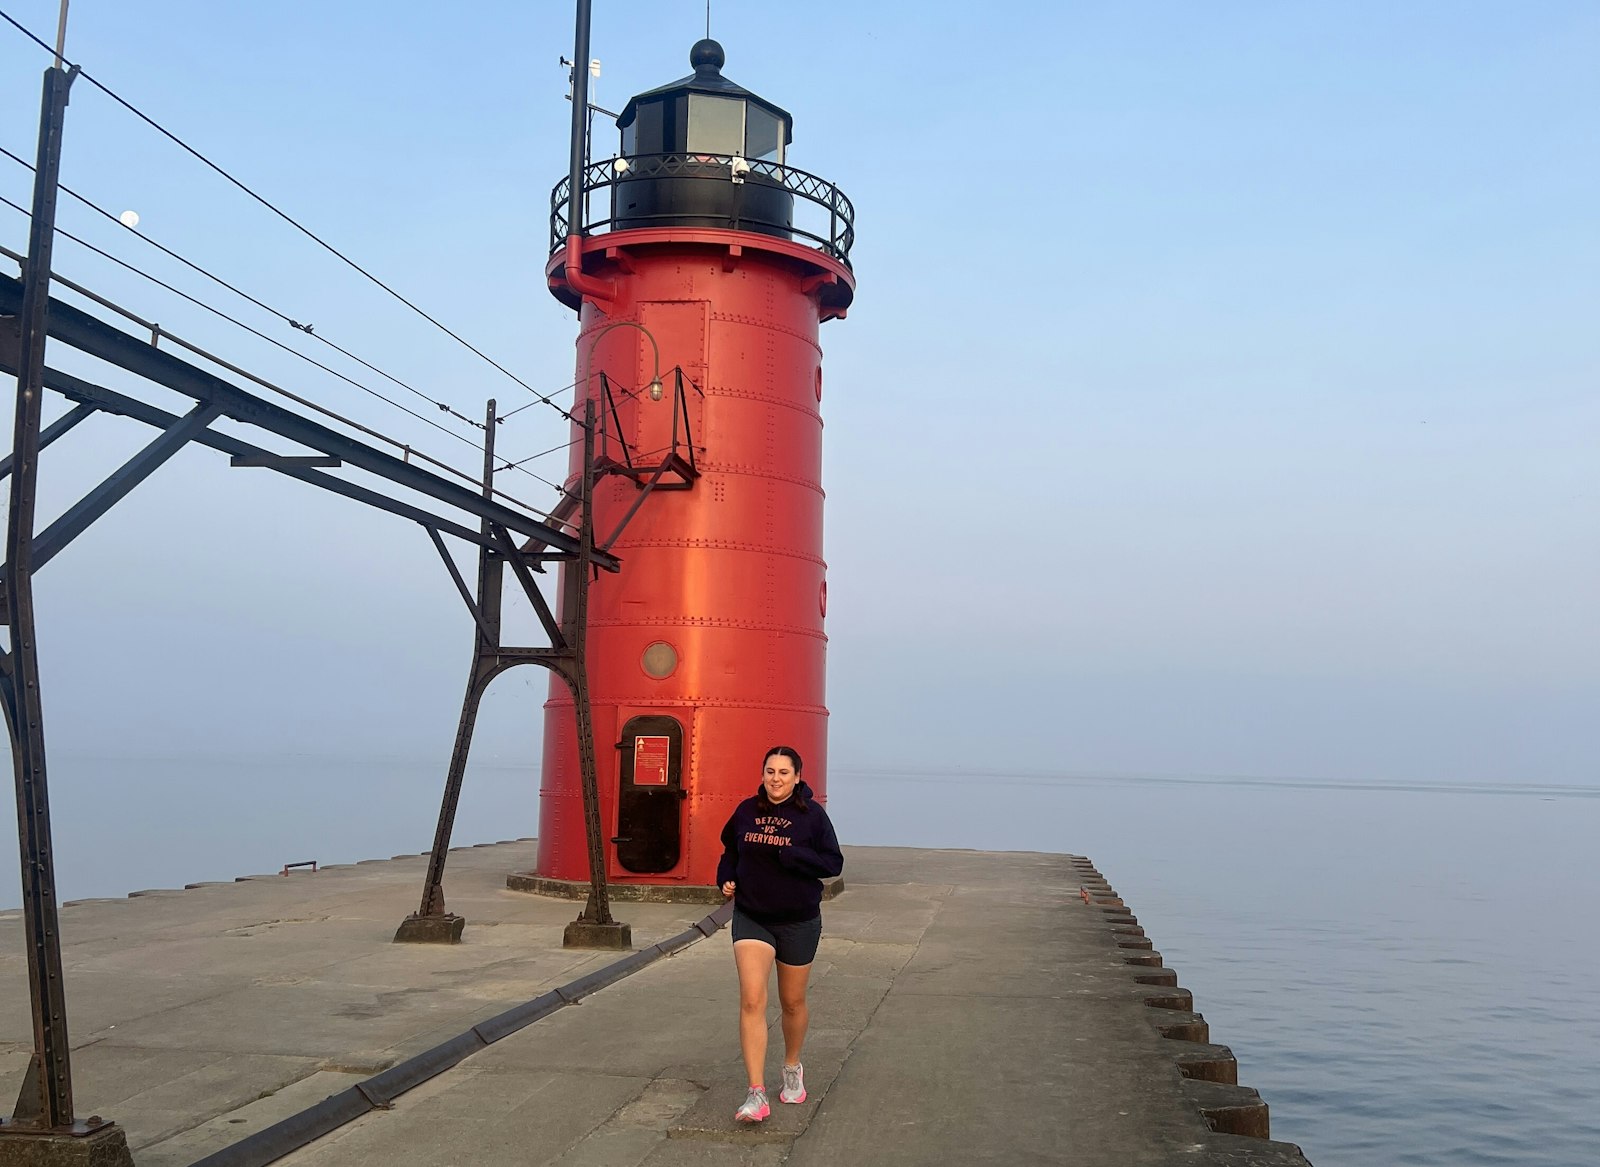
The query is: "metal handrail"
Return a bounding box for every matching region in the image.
[550,153,855,267]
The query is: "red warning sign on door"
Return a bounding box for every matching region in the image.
[633,736,671,786]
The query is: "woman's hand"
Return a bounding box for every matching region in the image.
[721,881,736,898]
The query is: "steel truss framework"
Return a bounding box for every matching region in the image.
[0,61,638,1154]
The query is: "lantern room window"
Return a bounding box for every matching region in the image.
[687,94,745,155]
[746,106,783,163]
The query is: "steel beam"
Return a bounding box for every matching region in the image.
[0,273,616,570]
[490,523,566,650]
[0,402,91,481]
[29,401,221,572]
[229,453,342,468]
[0,360,505,554]
[425,526,498,646]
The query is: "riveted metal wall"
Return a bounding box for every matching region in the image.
[537,231,851,887]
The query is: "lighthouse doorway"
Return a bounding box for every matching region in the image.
[613,714,687,874]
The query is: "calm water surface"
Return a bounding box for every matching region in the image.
[5,754,1597,1166]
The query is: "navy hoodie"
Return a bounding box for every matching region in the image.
[716,780,843,924]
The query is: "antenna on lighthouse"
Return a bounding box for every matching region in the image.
[54,0,70,68]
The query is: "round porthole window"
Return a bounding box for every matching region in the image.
[641,641,679,679]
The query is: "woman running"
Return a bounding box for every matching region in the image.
[717,745,844,1123]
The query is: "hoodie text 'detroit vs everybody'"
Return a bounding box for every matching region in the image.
[716,780,843,924]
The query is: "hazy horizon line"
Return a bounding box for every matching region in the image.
[5,748,1592,799]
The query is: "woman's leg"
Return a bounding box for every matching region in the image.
[775,959,814,1065]
[733,939,776,1087]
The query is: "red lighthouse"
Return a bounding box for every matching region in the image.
[533,39,855,892]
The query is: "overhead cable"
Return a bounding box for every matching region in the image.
[0,142,488,432]
[0,220,573,521]
[0,5,582,428]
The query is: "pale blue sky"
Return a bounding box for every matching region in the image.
[1,0,1596,792]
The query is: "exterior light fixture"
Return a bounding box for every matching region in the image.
[585,320,664,404]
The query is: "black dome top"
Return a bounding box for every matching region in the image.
[689,38,725,74]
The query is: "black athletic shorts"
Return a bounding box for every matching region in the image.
[731,908,822,966]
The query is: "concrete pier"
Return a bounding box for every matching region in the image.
[0,843,1311,1166]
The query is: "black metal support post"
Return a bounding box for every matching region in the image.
[393,398,624,947]
[568,0,593,240]
[0,63,133,1164]
[396,400,505,945]
[398,397,627,949]
[3,58,75,1136]
[561,398,626,947]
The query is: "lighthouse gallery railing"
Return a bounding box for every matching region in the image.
[550,153,856,268]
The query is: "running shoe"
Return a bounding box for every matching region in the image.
[780,1061,807,1104]
[735,1086,770,1123]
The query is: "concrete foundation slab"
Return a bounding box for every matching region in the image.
[0,1125,132,1167]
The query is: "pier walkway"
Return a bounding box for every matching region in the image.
[0,843,1311,1166]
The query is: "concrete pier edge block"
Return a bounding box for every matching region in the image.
[392,913,466,945]
[1133,967,1179,987]
[0,1121,134,1167]
[1172,1042,1239,1085]
[1123,949,1165,967]
[1182,1079,1271,1139]
[1152,1010,1211,1043]
[1080,853,1309,1162]
[1138,986,1195,1011]
[563,920,633,950]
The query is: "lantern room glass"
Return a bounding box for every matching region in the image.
[687,94,744,155]
[746,106,783,162]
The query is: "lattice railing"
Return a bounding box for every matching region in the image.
[550,154,855,267]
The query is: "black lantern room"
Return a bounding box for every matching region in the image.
[611,40,795,241]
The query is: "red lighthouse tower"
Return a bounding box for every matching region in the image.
[534,39,855,892]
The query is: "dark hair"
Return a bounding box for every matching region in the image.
[759,745,808,809]
[762,745,803,775]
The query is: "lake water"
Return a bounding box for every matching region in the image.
[5,753,1598,1166]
